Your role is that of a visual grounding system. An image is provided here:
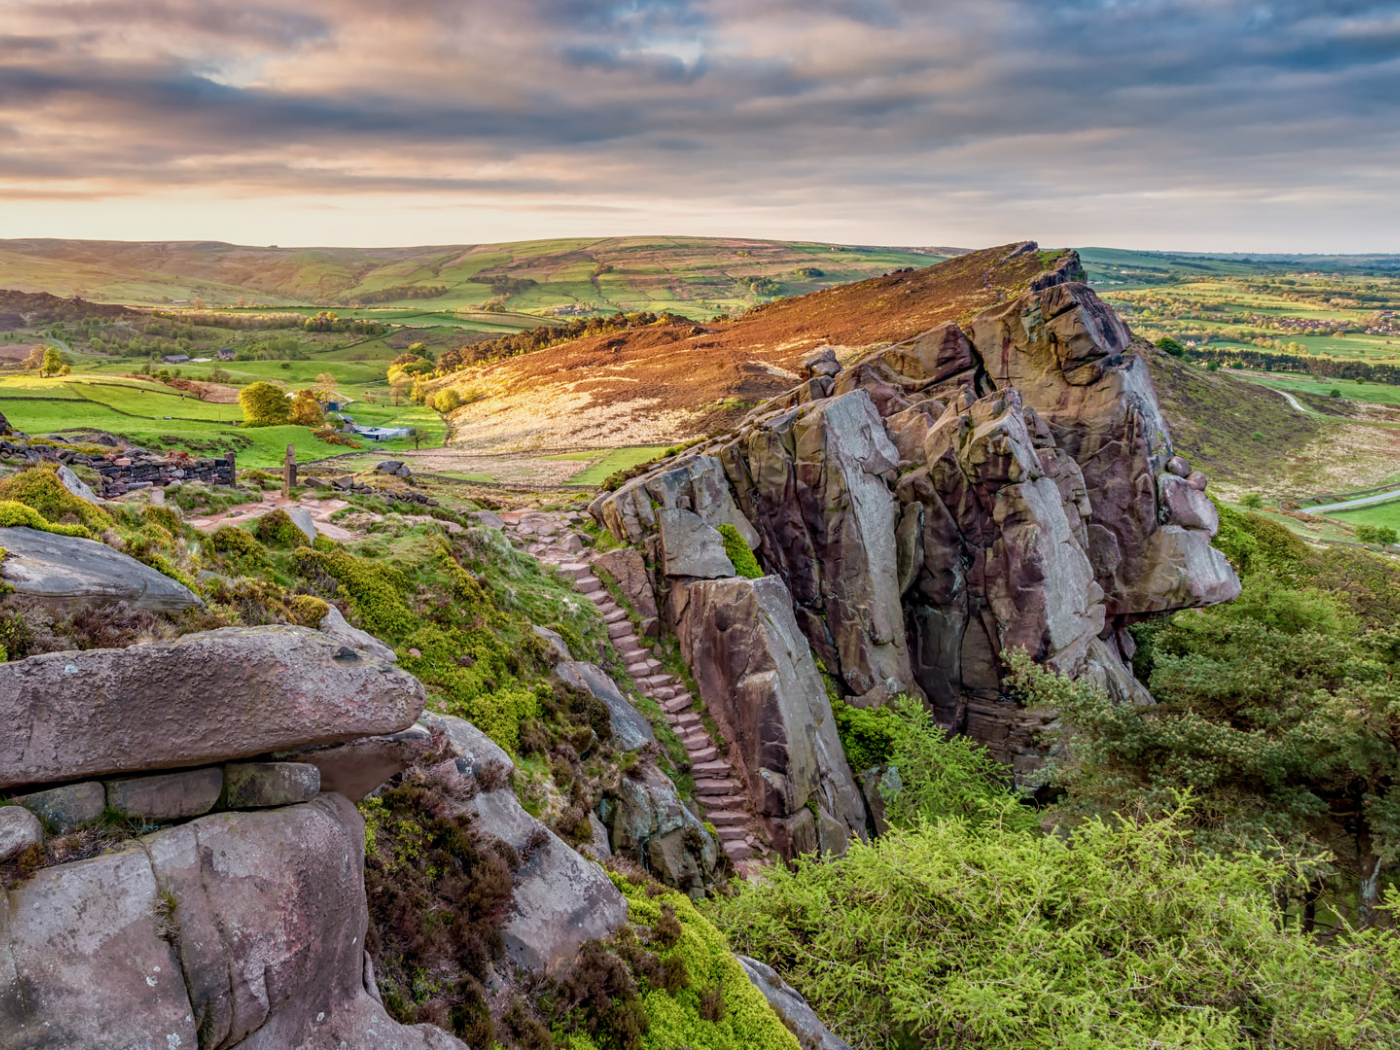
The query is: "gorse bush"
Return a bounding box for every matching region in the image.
[709,802,1400,1050]
[0,465,113,534]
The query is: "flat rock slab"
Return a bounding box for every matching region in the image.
[0,625,426,791]
[104,768,223,821]
[222,762,321,808]
[10,782,104,831]
[0,526,202,612]
[289,725,432,802]
[0,806,42,862]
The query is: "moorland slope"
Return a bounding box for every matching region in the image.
[437,242,1069,450]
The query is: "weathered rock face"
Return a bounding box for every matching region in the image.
[552,659,656,752]
[738,955,853,1050]
[0,625,426,790]
[0,525,203,612]
[599,762,720,896]
[670,574,867,858]
[595,247,1240,778]
[422,712,629,974]
[0,795,467,1050]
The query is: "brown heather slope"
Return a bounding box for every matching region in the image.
[439,242,1073,452]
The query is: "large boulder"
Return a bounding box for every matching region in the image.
[0,526,202,612]
[422,712,628,973]
[0,795,466,1050]
[0,625,425,790]
[670,574,867,859]
[552,660,656,752]
[599,762,720,895]
[591,546,659,621]
[737,955,853,1050]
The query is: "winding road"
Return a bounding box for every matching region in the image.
[1317,487,1400,514]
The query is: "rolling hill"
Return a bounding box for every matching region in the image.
[430,242,1073,451]
[0,236,954,316]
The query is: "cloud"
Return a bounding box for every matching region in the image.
[0,0,1395,249]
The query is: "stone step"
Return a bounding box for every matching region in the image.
[661,697,691,715]
[680,732,710,751]
[639,675,674,691]
[691,760,731,777]
[723,842,755,861]
[716,825,749,842]
[670,713,701,730]
[694,777,742,795]
[557,562,592,580]
[649,686,677,701]
[686,745,718,763]
[625,661,652,677]
[603,607,629,624]
[617,644,645,660]
[703,809,748,827]
[606,621,632,640]
[576,577,604,596]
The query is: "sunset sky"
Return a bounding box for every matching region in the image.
[1,0,1397,251]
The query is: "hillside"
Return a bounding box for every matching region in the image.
[0,236,952,315]
[437,242,1072,451]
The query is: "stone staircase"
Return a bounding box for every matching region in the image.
[499,509,764,870]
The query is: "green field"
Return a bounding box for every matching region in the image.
[546,446,672,485]
[0,364,445,469]
[1238,372,1400,408]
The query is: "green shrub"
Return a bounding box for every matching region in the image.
[209,525,264,561]
[294,546,415,637]
[600,873,801,1050]
[1355,523,1399,546]
[0,500,91,537]
[1241,492,1264,509]
[709,804,1400,1050]
[253,509,308,549]
[830,698,896,772]
[0,466,112,533]
[716,524,761,578]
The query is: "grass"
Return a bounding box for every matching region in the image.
[556,446,672,486]
[1322,499,1400,532]
[1238,372,1400,409]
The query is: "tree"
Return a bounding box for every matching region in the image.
[431,388,463,413]
[238,381,291,425]
[410,379,427,405]
[315,372,339,401]
[22,345,44,371]
[288,389,325,427]
[40,346,62,376]
[409,427,424,450]
[389,378,411,406]
[1355,524,1399,546]
[1154,336,1186,357]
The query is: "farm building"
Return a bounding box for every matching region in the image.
[216,348,236,361]
[163,354,191,364]
[351,424,412,441]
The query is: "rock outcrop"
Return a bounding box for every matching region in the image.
[738,955,853,1050]
[422,711,630,974]
[0,795,465,1050]
[0,625,425,790]
[595,246,1240,789]
[0,525,203,612]
[670,575,867,858]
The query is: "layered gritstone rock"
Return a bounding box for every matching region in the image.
[594,248,1240,808]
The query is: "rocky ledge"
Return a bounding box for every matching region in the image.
[591,245,1240,849]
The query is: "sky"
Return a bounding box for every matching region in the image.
[1,0,1397,252]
